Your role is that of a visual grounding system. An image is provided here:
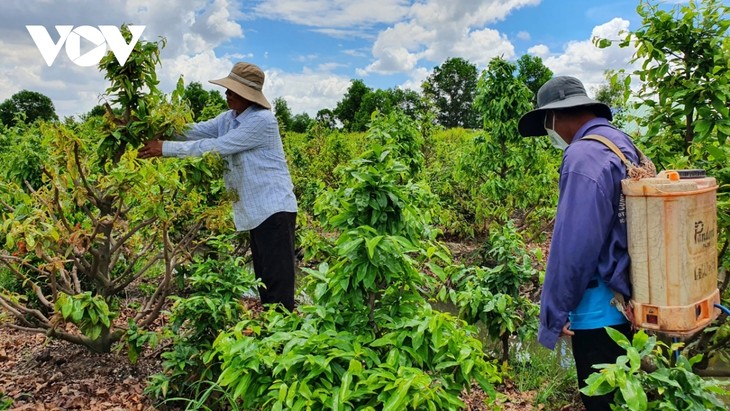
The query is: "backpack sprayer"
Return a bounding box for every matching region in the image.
[585,135,728,339]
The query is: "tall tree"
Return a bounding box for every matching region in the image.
[422,57,479,129]
[273,96,293,132]
[353,89,393,131]
[516,54,553,105]
[389,88,427,122]
[183,82,225,121]
[334,79,371,131]
[0,90,58,126]
[183,82,209,120]
[290,112,313,133]
[316,108,337,129]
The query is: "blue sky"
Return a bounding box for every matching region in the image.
[0,0,660,119]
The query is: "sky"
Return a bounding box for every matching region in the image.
[0,0,671,120]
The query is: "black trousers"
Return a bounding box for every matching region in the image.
[249,211,297,311]
[571,323,633,410]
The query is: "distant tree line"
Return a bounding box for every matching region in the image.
[0,54,555,132]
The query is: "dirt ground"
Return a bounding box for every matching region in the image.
[0,325,159,410]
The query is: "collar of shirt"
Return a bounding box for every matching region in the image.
[573,117,612,140]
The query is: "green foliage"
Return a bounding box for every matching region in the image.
[0,392,12,410]
[0,121,47,191]
[516,54,553,104]
[55,292,116,341]
[145,245,258,403]
[582,328,730,410]
[510,341,577,407]
[422,57,480,129]
[0,89,58,126]
[183,82,226,121]
[436,222,540,361]
[420,127,481,237]
[190,113,502,410]
[464,57,558,235]
[273,96,294,133]
[593,70,632,128]
[598,0,730,364]
[0,27,230,354]
[290,112,314,133]
[98,25,192,165]
[284,127,362,214]
[335,79,372,131]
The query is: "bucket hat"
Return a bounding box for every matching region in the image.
[518,76,612,137]
[210,62,271,109]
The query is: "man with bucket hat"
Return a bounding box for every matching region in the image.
[518,76,646,410]
[139,62,298,312]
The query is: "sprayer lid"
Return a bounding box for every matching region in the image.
[676,169,706,179]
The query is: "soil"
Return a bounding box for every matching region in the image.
[0,324,159,410]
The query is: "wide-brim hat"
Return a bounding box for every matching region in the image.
[210,62,271,110]
[518,76,612,137]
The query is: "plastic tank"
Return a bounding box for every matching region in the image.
[622,169,720,337]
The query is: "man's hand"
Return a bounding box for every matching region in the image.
[138,140,163,158]
[560,322,575,337]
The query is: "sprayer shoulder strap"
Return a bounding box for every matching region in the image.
[582,135,632,169]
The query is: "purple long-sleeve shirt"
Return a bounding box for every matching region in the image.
[538,117,639,349]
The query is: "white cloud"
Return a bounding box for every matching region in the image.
[540,18,636,95]
[527,44,550,57]
[362,0,538,76]
[251,0,410,28]
[265,69,352,116]
[0,0,243,118]
[517,31,531,41]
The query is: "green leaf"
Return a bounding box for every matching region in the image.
[619,378,647,410]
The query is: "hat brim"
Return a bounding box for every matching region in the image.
[210,77,271,110]
[517,97,613,137]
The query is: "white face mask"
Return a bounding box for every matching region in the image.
[545,113,568,151]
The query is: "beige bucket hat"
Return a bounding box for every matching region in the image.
[209,62,271,109]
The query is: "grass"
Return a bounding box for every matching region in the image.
[509,338,581,409]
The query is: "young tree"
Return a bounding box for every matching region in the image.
[463,56,558,232]
[290,112,313,133]
[273,96,293,132]
[0,28,228,353]
[0,90,58,126]
[422,57,480,129]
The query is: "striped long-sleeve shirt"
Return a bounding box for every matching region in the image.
[162,105,297,231]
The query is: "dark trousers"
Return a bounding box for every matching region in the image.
[571,323,633,410]
[250,211,297,311]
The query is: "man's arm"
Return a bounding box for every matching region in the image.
[538,172,613,349]
[161,112,270,158]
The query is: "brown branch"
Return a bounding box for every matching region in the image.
[110,216,157,259]
[0,295,51,328]
[0,256,55,309]
[0,199,15,213]
[137,223,174,328]
[74,142,101,204]
[111,244,162,295]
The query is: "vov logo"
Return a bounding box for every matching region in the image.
[26,25,146,67]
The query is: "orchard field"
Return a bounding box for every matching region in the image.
[1,1,730,410]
